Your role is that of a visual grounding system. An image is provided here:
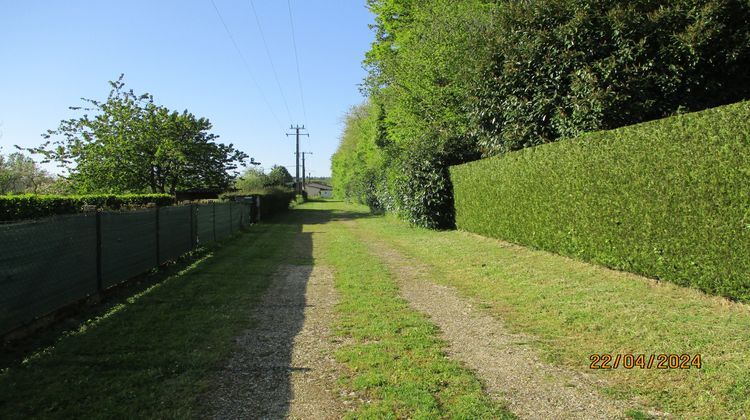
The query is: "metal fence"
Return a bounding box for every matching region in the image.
[0,202,252,335]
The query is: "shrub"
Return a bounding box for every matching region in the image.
[221,188,295,220]
[0,194,174,221]
[451,101,750,303]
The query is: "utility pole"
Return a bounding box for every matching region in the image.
[286,125,309,194]
[301,152,313,191]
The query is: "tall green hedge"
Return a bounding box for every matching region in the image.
[221,188,296,220]
[450,101,750,302]
[0,194,174,221]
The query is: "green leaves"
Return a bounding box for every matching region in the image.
[0,194,174,221]
[265,165,293,188]
[452,101,750,303]
[23,76,247,194]
[339,0,750,229]
[471,0,750,156]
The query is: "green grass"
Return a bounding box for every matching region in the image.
[351,212,750,418]
[0,217,301,418]
[9,199,745,417]
[311,201,513,419]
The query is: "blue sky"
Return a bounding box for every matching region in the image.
[0,0,374,178]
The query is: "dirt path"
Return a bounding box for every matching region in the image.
[204,264,346,419]
[359,231,645,420]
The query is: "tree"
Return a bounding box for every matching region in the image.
[22,75,248,194]
[265,165,293,188]
[0,151,54,194]
[234,167,268,191]
[472,0,750,155]
[335,0,750,229]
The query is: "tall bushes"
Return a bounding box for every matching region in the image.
[473,0,750,155]
[334,0,750,227]
[451,101,750,303]
[221,188,296,220]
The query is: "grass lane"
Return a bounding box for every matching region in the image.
[351,210,750,418]
[308,201,513,419]
[0,215,301,419]
[8,199,743,418]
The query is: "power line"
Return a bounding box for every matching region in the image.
[208,0,283,130]
[248,0,294,123]
[287,0,308,125]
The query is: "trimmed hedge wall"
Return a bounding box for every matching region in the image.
[450,101,750,303]
[221,189,296,220]
[0,194,174,221]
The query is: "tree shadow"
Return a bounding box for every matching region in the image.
[205,206,370,418]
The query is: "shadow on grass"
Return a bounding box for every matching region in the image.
[0,245,215,370]
[205,206,372,418]
[0,205,371,419]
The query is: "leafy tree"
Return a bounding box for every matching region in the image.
[338,0,495,227]
[0,151,54,194]
[335,0,750,229]
[234,167,268,191]
[265,165,293,188]
[22,75,248,194]
[472,0,750,155]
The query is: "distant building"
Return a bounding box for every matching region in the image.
[305,182,333,198]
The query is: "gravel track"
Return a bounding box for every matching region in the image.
[361,234,647,420]
[204,264,346,419]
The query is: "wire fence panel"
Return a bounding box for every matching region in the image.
[158,206,192,264]
[214,203,233,240]
[101,210,157,289]
[0,214,97,333]
[196,204,215,245]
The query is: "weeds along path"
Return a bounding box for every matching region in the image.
[343,221,647,419]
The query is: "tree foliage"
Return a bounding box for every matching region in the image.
[265,165,293,188]
[22,75,248,194]
[0,151,55,194]
[234,167,269,191]
[333,0,750,228]
[472,0,750,155]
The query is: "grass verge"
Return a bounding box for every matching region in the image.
[0,218,300,419]
[314,201,513,419]
[352,212,750,418]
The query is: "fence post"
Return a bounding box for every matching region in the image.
[96,211,102,293]
[212,202,217,242]
[155,207,160,265]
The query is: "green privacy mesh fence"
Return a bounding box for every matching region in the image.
[0,202,252,335]
[158,206,193,264]
[196,204,216,244]
[101,210,158,289]
[0,214,98,334]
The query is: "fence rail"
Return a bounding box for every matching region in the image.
[0,202,252,335]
